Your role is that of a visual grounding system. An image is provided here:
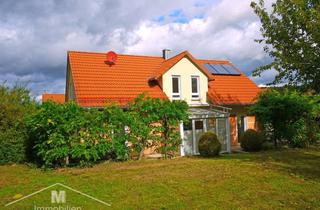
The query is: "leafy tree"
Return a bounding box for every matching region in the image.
[0,84,35,164]
[250,89,320,147]
[127,94,159,160]
[153,99,189,159]
[102,104,130,160]
[251,0,320,92]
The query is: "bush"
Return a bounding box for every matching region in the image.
[240,129,263,152]
[0,84,34,164]
[250,89,320,147]
[198,132,221,157]
[127,94,189,159]
[26,102,129,168]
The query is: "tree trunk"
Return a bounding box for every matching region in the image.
[138,149,144,160]
[273,136,278,148]
[65,156,69,166]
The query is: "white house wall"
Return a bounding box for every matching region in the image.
[162,57,208,106]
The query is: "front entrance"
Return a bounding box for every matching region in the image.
[237,115,245,143]
[182,119,205,155]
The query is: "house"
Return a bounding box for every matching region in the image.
[42,93,65,104]
[46,49,261,155]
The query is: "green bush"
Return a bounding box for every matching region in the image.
[0,84,34,164]
[26,102,129,168]
[240,129,263,152]
[198,132,221,157]
[127,94,189,159]
[250,89,320,147]
[0,129,27,164]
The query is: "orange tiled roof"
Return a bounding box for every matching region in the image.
[42,93,65,104]
[197,59,261,105]
[68,51,167,107]
[67,50,260,107]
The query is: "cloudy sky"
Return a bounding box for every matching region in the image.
[0,0,275,99]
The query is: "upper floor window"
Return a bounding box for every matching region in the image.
[172,75,181,99]
[191,76,200,99]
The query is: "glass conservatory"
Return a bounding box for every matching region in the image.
[180,107,231,156]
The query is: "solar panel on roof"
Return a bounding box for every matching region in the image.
[204,63,219,74]
[204,63,241,75]
[211,64,230,74]
[221,64,241,75]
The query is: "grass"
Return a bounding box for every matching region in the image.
[1,148,320,209]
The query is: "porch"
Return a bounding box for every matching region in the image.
[180,107,231,156]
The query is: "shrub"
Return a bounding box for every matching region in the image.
[198,132,221,157]
[26,102,129,168]
[250,89,320,147]
[128,94,189,159]
[240,129,263,152]
[152,98,189,159]
[0,84,34,164]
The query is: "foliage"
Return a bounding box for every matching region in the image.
[251,0,320,92]
[127,94,159,160]
[198,132,221,157]
[26,101,128,168]
[0,84,34,164]
[250,89,320,147]
[128,94,188,159]
[152,98,189,159]
[240,129,264,152]
[102,105,130,160]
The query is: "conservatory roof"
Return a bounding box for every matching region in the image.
[188,108,229,119]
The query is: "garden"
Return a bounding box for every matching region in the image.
[1,84,320,168]
[1,85,320,209]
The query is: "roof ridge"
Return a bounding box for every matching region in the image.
[161,50,188,63]
[68,50,164,59]
[197,58,231,63]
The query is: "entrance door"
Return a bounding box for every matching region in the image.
[237,116,245,143]
[182,120,193,155]
[194,120,204,154]
[182,119,206,155]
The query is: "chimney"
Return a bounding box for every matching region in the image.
[162,49,171,60]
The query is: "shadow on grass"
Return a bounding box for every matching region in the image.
[220,148,320,181]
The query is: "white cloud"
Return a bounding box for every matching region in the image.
[104,0,274,85]
[0,0,275,96]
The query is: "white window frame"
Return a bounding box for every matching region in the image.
[191,76,200,100]
[172,75,181,100]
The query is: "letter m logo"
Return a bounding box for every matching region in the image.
[51,190,66,203]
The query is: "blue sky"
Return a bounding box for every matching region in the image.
[0,0,275,99]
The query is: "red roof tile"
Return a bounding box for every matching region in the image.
[42,94,65,104]
[67,51,260,107]
[68,51,167,107]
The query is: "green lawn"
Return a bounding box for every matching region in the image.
[1,148,320,209]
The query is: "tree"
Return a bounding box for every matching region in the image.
[251,0,320,92]
[250,89,320,147]
[127,94,159,160]
[128,94,189,159]
[153,99,189,159]
[0,84,35,164]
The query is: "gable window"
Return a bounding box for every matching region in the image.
[191,76,200,99]
[172,75,181,99]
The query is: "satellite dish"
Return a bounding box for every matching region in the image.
[106,51,118,64]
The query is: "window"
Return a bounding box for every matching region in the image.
[172,76,181,99]
[191,76,200,99]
